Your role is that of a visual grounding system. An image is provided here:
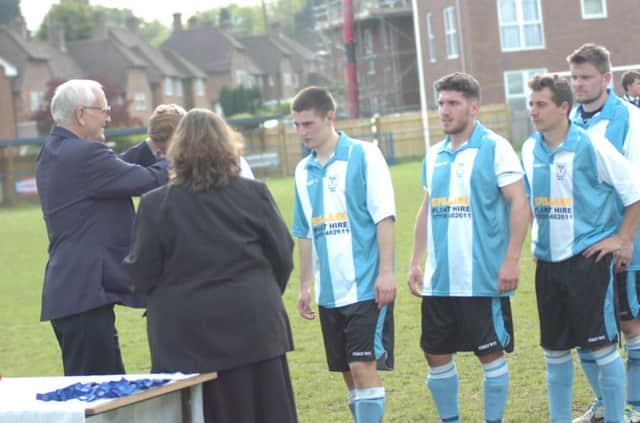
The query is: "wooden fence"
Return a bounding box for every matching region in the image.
[0,104,512,205]
[240,103,512,178]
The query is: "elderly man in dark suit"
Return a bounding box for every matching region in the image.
[36,79,168,376]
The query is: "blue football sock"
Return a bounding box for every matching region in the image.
[354,387,385,423]
[348,389,356,420]
[592,345,625,422]
[577,347,603,408]
[626,336,640,411]
[483,356,508,423]
[427,361,459,423]
[544,350,573,423]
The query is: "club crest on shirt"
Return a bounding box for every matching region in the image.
[327,175,339,192]
[555,163,567,180]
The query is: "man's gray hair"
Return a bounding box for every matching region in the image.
[50,79,103,125]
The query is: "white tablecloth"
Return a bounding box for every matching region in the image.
[0,373,202,423]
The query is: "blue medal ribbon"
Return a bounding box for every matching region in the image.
[36,377,170,402]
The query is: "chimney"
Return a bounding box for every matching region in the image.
[126,16,139,33]
[172,13,182,32]
[93,11,107,39]
[219,9,232,34]
[187,16,198,29]
[49,23,66,52]
[9,15,27,39]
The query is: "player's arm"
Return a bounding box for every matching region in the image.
[408,193,428,297]
[584,201,640,271]
[583,135,640,270]
[498,179,531,293]
[297,237,316,320]
[375,216,396,308]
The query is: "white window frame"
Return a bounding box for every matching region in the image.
[195,79,205,97]
[283,73,292,87]
[426,13,436,63]
[503,67,547,110]
[30,91,44,112]
[364,28,375,74]
[497,0,545,52]
[135,93,147,111]
[581,0,607,19]
[443,7,459,59]
[432,80,439,109]
[175,78,183,97]
[163,77,173,96]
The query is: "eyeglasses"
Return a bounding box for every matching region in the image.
[82,105,111,116]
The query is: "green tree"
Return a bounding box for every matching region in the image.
[140,20,170,47]
[193,5,264,37]
[92,5,134,27]
[0,0,21,26]
[219,85,262,117]
[36,0,93,41]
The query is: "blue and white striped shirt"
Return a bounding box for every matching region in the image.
[421,122,523,297]
[571,92,640,270]
[292,132,396,308]
[521,123,640,262]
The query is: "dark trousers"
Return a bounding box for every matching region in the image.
[51,304,125,376]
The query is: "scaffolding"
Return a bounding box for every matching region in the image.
[310,0,418,116]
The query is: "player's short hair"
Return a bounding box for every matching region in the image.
[529,73,574,115]
[291,86,336,117]
[435,72,480,102]
[621,70,640,91]
[148,104,185,145]
[566,43,611,74]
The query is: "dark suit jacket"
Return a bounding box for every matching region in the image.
[36,126,168,321]
[119,140,156,167]
[124,177,294,373]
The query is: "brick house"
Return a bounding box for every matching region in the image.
[0,55,18,141]
[162,14,262,108]
[311,0,420,116]
[0,18,84,137]
[241,35,298,102]
[107,17,208,113]
[414,0,640,139]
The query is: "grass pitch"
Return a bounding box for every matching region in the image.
[0,160,596,421]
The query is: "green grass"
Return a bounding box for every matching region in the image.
[0,160,597,421]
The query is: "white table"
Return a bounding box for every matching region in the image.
[0,372,217,423]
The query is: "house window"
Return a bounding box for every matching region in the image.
[30,91,44,112]
[135,93,147,111]
[497,0,544,51]
[164,77,173,96]
[268,76,275,87]
[369,96,379,114]
[443,7,458,59]
[292,73,299,88]
[235,70,247,85]
[175,78,183,97]
[195,79,205,97]
[503,68,546,111]
[426,13,436,63]
[364,28,375,74]
[581,0,607,19]
[283,73,291,87]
